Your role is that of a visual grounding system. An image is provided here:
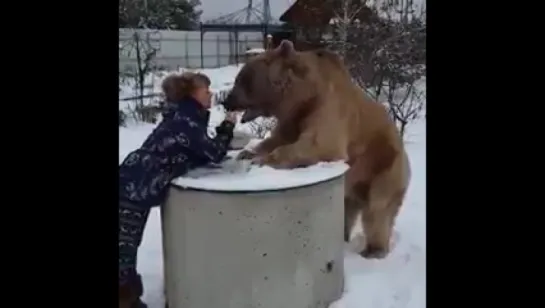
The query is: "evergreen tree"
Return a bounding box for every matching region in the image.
[119,0,202,30]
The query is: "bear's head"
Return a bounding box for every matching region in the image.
[223,40,320,123]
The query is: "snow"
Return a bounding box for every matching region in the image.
[119,64,242,113]
[245,47,266,55]
[119,64,242,100]
[172,158,349,191]
[119,65,426,308]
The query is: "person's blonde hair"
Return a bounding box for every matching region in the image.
[161,72,211,102]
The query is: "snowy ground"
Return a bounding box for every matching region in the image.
[119,66,426,308]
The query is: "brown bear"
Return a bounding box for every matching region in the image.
[222,40,411,259]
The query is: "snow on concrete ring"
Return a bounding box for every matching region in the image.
[162,160,349,308]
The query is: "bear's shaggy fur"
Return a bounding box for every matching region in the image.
[223,40,411,259]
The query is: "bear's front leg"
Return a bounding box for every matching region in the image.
[258,129,347,169]
[236,134,288,161]
[257,140,321,169]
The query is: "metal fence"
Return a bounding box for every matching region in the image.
[119,28,264,71]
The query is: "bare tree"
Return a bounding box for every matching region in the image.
[384,77,425,137]
[246,117,277,139]
[119,29,162,123]
[328,0,426,138]
[328,0,365,58]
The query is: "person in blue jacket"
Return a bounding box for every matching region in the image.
[119,72,238,308]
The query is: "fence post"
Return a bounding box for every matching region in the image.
[234,29,239,65]
[228,31,234,65]
[216,34,220,67]
[184,32,189,69]
[200,23,204,68]
[266,33,273,50]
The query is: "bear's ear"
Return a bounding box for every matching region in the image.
[276,39,295,57]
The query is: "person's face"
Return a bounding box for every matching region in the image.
[192,84,212,109]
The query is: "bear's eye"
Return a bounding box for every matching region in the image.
[253,71,269,89]
[237,70,249,85]
[235,70,252,92]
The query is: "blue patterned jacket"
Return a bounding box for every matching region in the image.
[119,98,234,207]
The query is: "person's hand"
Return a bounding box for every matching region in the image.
[224,112,238,123]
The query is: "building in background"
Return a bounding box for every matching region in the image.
[279,0,375,50]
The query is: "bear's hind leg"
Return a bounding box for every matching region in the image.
[360,199,395,259]
[344,196,361,242]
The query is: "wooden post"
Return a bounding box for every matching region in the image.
[266,33,273,50]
